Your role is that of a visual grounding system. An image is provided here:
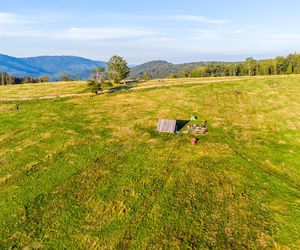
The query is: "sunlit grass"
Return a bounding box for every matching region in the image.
[0,81,88,99]
[0,75,299,248]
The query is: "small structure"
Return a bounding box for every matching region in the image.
[156,119,177,133]
[156,119,193,134]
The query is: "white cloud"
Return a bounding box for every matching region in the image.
[271,33,300,40]
[68,27,156,40]
[169,15,230,24]
[186,27,247,41]
[0,12,19,24]
[0,11,298,62]
[0,12,33,25]
[189,29,221,40]
[0,26,158,41]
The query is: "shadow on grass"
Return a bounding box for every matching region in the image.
[108,85,135,93]
[176,120,190,131]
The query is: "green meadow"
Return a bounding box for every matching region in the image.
[0,75,299,249]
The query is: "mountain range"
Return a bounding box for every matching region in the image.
[0,54,223,80]
[0,54,107,80]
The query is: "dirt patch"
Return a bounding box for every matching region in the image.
[0,174,12,185]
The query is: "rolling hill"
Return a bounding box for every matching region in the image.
[129,60,230,79]
[0,54,230,81]
[0,54,49,77]
[0,54,107,80]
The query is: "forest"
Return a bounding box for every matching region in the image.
[189,54,300,78]
[132,53,300,79]
[0,73,49,85]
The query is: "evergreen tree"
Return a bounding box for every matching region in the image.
[108,55,130,84]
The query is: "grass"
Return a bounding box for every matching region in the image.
[0,77,247,99]
[0,81,88,99]
[0,75,299,249]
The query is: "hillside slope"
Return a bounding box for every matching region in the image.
[23,56,107,80]
[130,60,217,78]
[0,54,106,80]
[0,54,49,77]
[0,75,299,248]
[1,53,234,80]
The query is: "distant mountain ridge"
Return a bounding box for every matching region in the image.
[0,54,107,80]
[0,54,49,77]
[129,60,225,79]
[0,53,229,80]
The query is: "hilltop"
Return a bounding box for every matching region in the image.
[130,60,218,79]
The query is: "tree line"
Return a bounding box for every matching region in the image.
[0,73,49,85]
[132,53,300,80]
[188,53,300,78]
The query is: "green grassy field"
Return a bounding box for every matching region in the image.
[0,81,88,99]
[0,78,244,99]
[0,75,299,249]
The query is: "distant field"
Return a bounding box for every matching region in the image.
[0,75,299,248]
[0,81,88,99]
[0,77,248,99]
[0,75,289,100]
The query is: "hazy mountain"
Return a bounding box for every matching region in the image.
[0,54,107,80]
[0,54,49,77]
[0,53,229,81]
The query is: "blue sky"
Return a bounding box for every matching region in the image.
[0,0,300,63]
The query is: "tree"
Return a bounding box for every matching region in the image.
[60,73,72,81]
[275,56,288,75]
[167,73,177,79]
[107,55,130,84]
[87,80,103,95]
[244,57,257,76]
[0,72,4,85]
[39,75,49,83]
[143,72,152,81]
[287,54,299,74]
[191,66,208,77]
[136,75,143,81]
[259,59,275,75]
[88,67,110,95]
[92,67,106,82]
[22,77,39,84]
